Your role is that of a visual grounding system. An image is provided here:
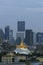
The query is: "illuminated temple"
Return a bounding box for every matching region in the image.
[16,41,28,48]
[14,41,31,55]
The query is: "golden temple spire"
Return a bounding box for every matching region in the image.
[16,41,28,48]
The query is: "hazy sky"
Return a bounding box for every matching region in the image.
[0,0,43,38]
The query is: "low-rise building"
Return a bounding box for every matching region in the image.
[2,52,15,63]
[36,44,43,54]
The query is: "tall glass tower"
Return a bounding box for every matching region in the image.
[5,26,10,40]
[17,21,25,32]
[17,21,25,40]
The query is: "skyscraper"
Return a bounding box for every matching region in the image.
[17,21,25,31]
[25,30,33,45]
[17,21,25,41]
[16,32,25,41]
[33,32,36,45]
[0,29,5,40]
[36,32,43,44]
[5,26,10,40]
[9,30,14,43]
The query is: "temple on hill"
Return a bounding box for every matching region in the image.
[14,41,31,55]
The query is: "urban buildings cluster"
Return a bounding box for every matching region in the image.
[0,21,43,65]
[0,21,43,46]
[0,26,14,44]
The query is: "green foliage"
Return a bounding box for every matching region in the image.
[19,59,30,65]
[25,60,30,65]
[19,59,25,62]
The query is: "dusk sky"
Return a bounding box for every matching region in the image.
[0,0,43,38]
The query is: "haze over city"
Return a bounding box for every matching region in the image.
[0,0,43,37]
[0,0,43,65]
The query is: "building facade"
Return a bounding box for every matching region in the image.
[36,32,43,44]
[9,30,14,43]
[17,21,25,31]
[16,32,25,41]
[0,29,5,40]
[5,26,10,40]
[33,32,36,45]
[25,30,33,45]
[17,21,25,41]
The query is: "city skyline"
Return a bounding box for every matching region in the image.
[0,21,43,38]
[0,0,43,37]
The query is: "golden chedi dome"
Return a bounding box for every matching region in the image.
[16,41,28,48]
[15,41,31,55]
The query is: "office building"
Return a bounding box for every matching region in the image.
[0,29,5,40]
[17,21,25,41]
[5,26,10,40]
[33,32,36,45]
[25,30,33,45]
[16,32,25,41]
[17,21,25,31]
[9,30,14,43]
[36,32,43,44]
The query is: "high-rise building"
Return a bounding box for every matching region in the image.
[17,21,25,31]
[9,30,14,43]
[36,32,43,44]
[17,21,25,41]
[33,32,36,45]
[25,30,33,45]
[0,29,5,40]
[16,32,25,40]
[5,26,10,40]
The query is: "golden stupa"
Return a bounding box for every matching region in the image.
[16,41,28,48]
[15,41,31,55]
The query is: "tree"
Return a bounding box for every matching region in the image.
[2,41,11,53]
